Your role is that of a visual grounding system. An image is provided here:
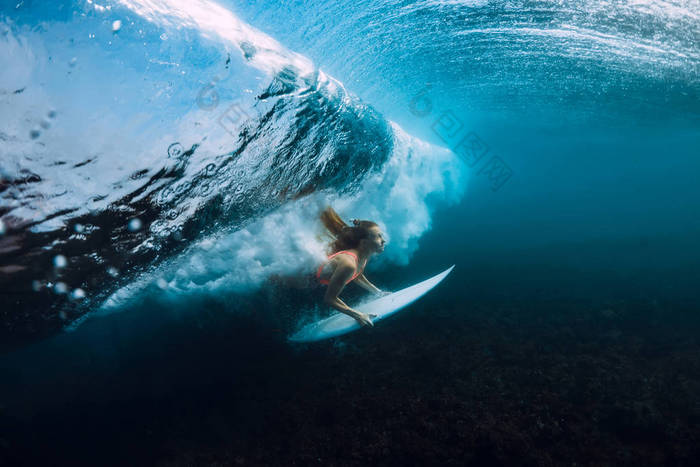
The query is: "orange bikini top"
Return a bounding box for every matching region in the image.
[316,250,361,285]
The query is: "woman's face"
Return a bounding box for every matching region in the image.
[366,225,386,253]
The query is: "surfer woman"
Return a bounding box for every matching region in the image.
[317,207,390,328]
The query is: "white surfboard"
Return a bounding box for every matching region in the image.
[289,265,455,343]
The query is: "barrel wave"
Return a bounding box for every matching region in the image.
[0,0,464,349]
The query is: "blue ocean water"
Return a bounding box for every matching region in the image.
[1,1,699,465]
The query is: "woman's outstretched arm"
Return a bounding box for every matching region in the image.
[355,273,389,296]
[323,260,375,327]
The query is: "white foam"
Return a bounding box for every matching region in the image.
[332,122,466,266]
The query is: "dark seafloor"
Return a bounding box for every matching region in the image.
[1,221,699,467]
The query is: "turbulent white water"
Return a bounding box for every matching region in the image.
[98,121,464,315]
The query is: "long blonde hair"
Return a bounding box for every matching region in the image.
[320,206,378,254]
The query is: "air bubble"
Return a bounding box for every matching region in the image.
[40,119,51,129]
[54,282,68,294]
[29,128,41,139]
[167,142,183,158]
[74,223,85,233]
[160,33,168,40]
[69,57,77,67]
[31,280,42,292]
[47,109,57,119]
[53,255,67,268]
[71,288,86,300]
[107,266,119,277]
[156,278,168,290]
[128,218,142,232]
[112,20,122,32]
